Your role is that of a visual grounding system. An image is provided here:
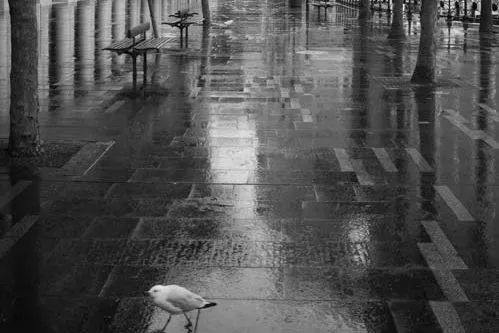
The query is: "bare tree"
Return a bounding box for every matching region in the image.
[8,0,42,157]
[411,0,438,84]
[388,0,406,39]
[479,0,493,33]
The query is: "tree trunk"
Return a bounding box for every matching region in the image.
[479,0,493,33]
[410,0,438,84]
[201,0,211,24]
[388,0,406,39]
[359,0,371,20]
[8,0,41,157]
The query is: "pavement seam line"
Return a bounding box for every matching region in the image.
[82,141,116,176]
[0,180,32,210]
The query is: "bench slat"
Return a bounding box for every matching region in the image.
[134,37,174,51]
[103,38,134,52]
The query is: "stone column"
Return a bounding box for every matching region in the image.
[113,0,126,66]
[54,2,76,104]
[38,4,50,112]
[0,7,10,116]
[96,0,112,81]
[77,0,96,89]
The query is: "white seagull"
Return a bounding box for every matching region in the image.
[147,284,217,331]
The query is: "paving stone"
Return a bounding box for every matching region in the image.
[40,264,113,296]
[166,267,284,299]
[29,214,94,238]
[454,301,499,333]
[146,299,398,333]
[453,269,499,301]
[285,267,445,300]
[2,296,119,333]
[39,181,112,199]
[47,239,127,266]
[105,182,192,199]
[99,266,170,297]
[83,217,140,238]
[132,217,283,242]
[389,300,443,333]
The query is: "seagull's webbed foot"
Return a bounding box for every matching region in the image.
[183,312,193,330]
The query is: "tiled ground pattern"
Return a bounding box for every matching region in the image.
[1,0,499,332]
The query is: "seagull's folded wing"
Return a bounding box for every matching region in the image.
[167,288,206,312]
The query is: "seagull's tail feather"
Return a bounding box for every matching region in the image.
[200,302,217,309]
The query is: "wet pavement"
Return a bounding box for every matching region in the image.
[1,0,499,332]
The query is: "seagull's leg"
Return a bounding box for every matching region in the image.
[193,309,201,332]
[161,314,172,331]
[183,312,193,329]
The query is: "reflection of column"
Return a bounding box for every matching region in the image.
[38,5,50,113]
[54,3,76,104]
[473,36,495,266]
[96,0,112,81]
[77,0,95,88]
[163,0,171,21]
[113,0,126,67]
[142,0,148,21]
[129,0,140,29]
[0,8,10,115]
[153,0,162,32]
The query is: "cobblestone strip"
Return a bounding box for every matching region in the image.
[434,186,474,222]
[405,148,433,172]
[418,220,468,332]
[0,180,32,210]
[0,215,39,259]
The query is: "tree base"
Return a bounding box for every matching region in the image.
[410,72,437,85]
[388,25,406,40]
[7,142,43,158]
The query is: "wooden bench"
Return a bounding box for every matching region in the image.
[162,10,203,47]
[103,22,173,91]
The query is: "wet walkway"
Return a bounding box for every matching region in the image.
[1,0,499,332]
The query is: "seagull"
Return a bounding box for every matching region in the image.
[147,284,217,331]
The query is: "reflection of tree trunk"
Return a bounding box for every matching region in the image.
[390,37,404,76]
[201,0,210,24]
[410,0,438,84]
[388,0,405,39]
[9,161,41,331]
[352,17,370,143]
[8,0,41,157]
[359,0,371,20]
[414,86,436,216]
[479,0,493,33]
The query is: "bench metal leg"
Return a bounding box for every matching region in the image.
[185,26,189,48]
[132,53,138,92]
